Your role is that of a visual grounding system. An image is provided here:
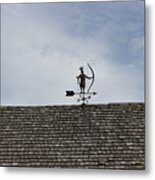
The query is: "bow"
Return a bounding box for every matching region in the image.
[87,63,95,93]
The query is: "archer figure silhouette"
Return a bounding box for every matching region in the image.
[66,63,96,104]
[77,66,92,93]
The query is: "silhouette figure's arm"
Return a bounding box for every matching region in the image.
[85,75,93,80]
[76,75,80,84]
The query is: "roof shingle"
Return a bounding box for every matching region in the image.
[0,103,145,169]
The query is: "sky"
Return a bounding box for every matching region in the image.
[1,0,144,105]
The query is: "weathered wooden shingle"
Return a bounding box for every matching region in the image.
[0,103,145,169]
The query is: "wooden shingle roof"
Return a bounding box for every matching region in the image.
[0,103,145,169]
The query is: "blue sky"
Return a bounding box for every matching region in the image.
[1,1,144,105]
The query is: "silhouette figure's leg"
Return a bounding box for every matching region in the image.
[80,85,83,93]
[80,82,85,93]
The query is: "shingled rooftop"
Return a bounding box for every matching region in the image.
[0,103,145,169]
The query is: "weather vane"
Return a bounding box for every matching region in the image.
[66,63,97,104]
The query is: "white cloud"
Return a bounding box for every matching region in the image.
[1,2,144,105]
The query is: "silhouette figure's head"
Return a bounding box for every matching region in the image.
[79,67,84,74]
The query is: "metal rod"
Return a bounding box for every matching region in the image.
[74,92,97,95]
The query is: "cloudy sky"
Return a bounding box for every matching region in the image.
[1,0,144,105]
